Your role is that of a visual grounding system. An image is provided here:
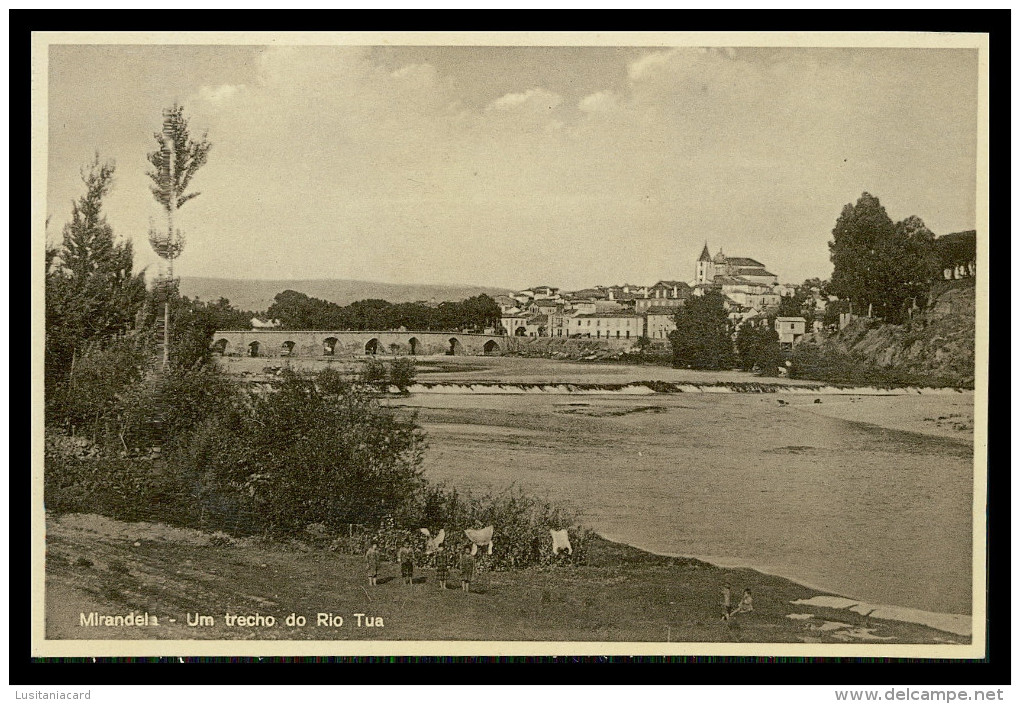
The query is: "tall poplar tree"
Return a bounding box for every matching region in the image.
[146,103,212,211]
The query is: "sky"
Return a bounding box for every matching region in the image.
[44,40,980,292]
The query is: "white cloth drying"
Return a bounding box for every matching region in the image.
[464,526,494,556]
[419,528,445,554]
[550,529,572,555]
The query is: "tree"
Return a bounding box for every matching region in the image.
[46,155,147,390]
[635,335,652,356]
[147,104,212,366]
[735,324,782,375]
[389,358,417,393]
[828,192,896,315]
[146,103,212,211]
[894,215,941,310]
[828,192,938,324]
[775,295,804,319]
[140,291,258,368]
[668,291,734,369]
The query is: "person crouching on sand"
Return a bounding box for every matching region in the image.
[366,542,381,587]
[434,544,449,590]
[459,545,475,593]
[397,540,415,586]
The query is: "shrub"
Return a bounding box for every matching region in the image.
[168,370,427,535]
[389,358,417,392]
[359,358,388,390]
[46,334,152,441]
[44,431,196,524]
[404,484,594,571]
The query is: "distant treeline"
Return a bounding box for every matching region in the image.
[266,289,502,332]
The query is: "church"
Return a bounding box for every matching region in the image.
[693,243,782,316]
[695,244,779,286]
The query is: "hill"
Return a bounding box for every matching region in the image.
[793,279,977,388]
[179,277,506,312]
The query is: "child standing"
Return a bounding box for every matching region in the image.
[365,542,381,587]
[459,545,475,593]
[397,541,415,586]
[434,544,449,590]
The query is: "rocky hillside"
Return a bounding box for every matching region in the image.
[795,281,976,388]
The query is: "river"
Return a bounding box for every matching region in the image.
[390,387,974,617]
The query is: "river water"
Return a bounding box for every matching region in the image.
[391,390,974,616]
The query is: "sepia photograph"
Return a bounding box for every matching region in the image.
[31,31,988,659]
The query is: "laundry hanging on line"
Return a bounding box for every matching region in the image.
[419,528,445,553]
[464,526,494,556]
[550,528,572,555]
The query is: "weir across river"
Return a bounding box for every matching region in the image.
[211,329,507,357]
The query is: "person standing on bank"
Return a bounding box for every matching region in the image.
[721,582,732,620]
[459,545,475,593]
[434,544,450,590]
[397,540,415,586]
[366,542,381,587]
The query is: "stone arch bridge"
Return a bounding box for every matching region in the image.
[211,330,507,358]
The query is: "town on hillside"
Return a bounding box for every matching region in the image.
[494,233,976,351]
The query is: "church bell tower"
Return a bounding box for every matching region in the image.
[695,242,713,284]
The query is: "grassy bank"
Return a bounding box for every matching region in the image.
[45,513,965,644]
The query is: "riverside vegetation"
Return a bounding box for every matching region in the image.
[46,359,594,572]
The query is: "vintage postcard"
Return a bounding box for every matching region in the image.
[32,31,989,658]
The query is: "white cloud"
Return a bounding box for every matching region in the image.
[578,90,618,113]
[197,84,244,103]
[627,48,678,81]
[111,46,977,289]
[486,87,562,113]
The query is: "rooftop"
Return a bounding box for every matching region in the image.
[574,311,643,319]
[732,266,777,277]
[725,256,766,268]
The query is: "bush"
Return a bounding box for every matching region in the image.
[44,431,196,524]
[116,363,239,452]
[167,369,426,535]
[360,358,388,390]
[389,358,416,392]
[46,334,152,441]
[331,487,594,572]
[788,342,958,388]
[407,484,594,571]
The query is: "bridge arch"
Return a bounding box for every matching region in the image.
[483,339,501,355]
[365,338,380,355]
[248,341,261,357]
[212,338,229,356]
[408,337,420,355]
[515,326,527,336]
[323,337,339,356]
[282,340,295,356]
[447,337,463,355]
